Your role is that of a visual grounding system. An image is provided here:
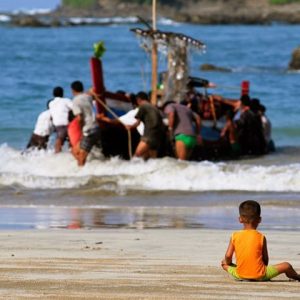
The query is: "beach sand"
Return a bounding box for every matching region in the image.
[0,229,299,299]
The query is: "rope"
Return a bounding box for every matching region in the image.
[92,93,133,159]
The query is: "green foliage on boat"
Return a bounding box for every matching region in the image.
[93,41,106,59]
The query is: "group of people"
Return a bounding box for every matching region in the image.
[183,83,274,158]
[216,94,274,157]
[27,87,203,163]
[27,81,101,166]
[123,92,202,161]
[27,82,274,165]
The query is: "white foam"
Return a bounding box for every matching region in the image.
[12,9,52,15]
[67,16,177,26]
[0,144,300,192]
[0,14,11,22]
[158,18,180,26]
[69,16,139,25]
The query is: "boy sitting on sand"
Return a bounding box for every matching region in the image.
[221,200,300,281]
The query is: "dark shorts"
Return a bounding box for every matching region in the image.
[141,132,163,150]
[80,127,102,153]
[55,126,68,142]
[230,142,241,155]
[27,133,49,150]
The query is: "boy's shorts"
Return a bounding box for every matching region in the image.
[227,265,279,281]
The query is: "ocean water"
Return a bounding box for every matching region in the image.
[0,21,300,230]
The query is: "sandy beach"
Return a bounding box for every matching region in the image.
[0,229,299,299]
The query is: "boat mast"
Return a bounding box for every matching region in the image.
[151,0,158,105]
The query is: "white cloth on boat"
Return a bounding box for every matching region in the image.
[119,108,144,136]
[33,110,53,137]
[49,97,73,126]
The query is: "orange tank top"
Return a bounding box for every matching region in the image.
[68,118,82,147]
[232,229,266,279]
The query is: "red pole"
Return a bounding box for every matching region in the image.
[241,80,250,96]
[90,57,106,113]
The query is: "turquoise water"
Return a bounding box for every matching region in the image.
[1,23,300,230]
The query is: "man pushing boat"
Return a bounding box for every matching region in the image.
[126,91,165,160]
[70,80,101,166]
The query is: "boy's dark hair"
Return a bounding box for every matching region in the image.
[250,98,261,113]
[53,86,64,98]
[136,91,149,101]
[239,200,261,223]
[129,93,137,107]
[259,104,266,114]
[240,94,250,107]
[71,81,84,93]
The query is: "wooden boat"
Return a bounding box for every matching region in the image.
[89,56,255,161]
[89,9,270,161]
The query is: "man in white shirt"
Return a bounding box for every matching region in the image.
[49,86,73,153]
[26,109,53,150]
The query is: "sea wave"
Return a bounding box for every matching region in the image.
[0,14,11,22]
[68,16,178,26]
[158,18,180,26]
[12,9,53,15]
[0,14,178,27]
[68,16,139,25]
[231,66,287,74]
[0,144,300,192]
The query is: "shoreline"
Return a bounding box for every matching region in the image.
[0,229,299,299]
[1,204,300,231]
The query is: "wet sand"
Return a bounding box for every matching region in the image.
[0,229,299,299]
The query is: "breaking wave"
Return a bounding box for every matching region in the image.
[12,9,53,15]
[0,144,300,192]
[68,16,178,26]
[0,14,11,22]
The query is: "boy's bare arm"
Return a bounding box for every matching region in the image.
[194,113,201,134]
[224,238,234,264]
[220,122,229,138]
[262,236,269,265]
[168,112,175,130]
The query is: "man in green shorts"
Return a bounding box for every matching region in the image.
[164,101,201,160]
